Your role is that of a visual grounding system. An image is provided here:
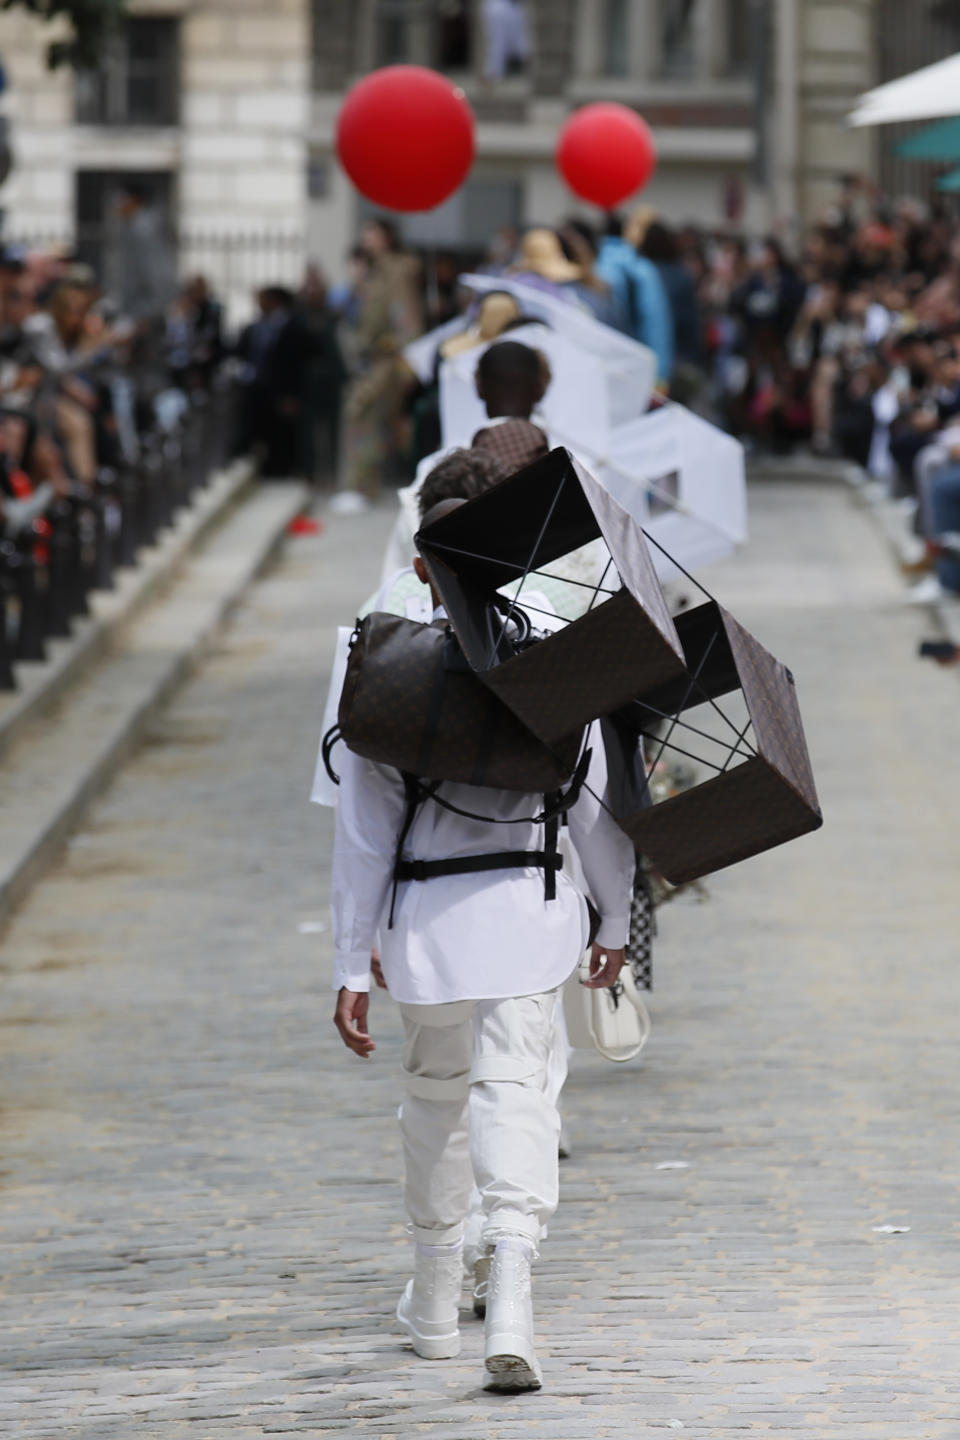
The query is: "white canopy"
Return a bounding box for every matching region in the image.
[439,316,744,580]
[403,314,468,384]
[458,273,657,428]
[848,52,960,127]
[438,321,650,459]
[596,403,748,580]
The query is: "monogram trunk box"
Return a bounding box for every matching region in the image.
[607,600,823,884]
[416,447,687,746]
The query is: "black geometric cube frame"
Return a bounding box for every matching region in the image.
[607,599,823,884]
[416,447,687,746]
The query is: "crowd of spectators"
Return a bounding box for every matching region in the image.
[696,179,960,601]
[0,207,239,687]
[322,179,960,599]
[0,245,133,550]
[10,171,960,628]
[0,233,223,543]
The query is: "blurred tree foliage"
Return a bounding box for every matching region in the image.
[1,0,127,69]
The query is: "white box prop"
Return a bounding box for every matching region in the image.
[457,273,657,431]
[596,404,748,579]
[439,322,618,454]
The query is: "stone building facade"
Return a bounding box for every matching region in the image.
[0,0,310,315]
[6,0,946,311]
[787,0,877,222]
[308,0,762,270]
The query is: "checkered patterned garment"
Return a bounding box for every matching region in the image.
[471,419,550,476]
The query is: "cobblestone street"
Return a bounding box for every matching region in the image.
[2,477,960,1437]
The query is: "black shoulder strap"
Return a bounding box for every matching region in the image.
[386,750,592,924]
[388,773,430,929]
[543,796,560,902]
[412,746,592,829]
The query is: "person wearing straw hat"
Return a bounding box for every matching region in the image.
[509,228,589,304]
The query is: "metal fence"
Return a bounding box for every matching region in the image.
[4,228,307,326]
[178,230,307,314]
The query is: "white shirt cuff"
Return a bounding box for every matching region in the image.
[333,950,372,993]
[594,915,629,950]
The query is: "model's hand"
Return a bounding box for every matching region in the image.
[371,946,387,990]
[334,988,375,1058]
[582,944,625,990]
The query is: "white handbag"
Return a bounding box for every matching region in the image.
[563,959,652,1064]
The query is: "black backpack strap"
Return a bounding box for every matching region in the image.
[543,797,560,902]
[388,773,430,930]
[538,745,592,902]
[414,746,592,829]
[395,849,563,884]
[388,747,592,920]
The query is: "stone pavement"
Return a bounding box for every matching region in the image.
[2,480,960,1437]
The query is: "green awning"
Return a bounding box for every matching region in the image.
[896,114,960,159]
[936,165,960,191]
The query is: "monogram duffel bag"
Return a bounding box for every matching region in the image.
[338,611,584,792]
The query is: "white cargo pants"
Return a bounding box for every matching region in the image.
[398,989,565,1249]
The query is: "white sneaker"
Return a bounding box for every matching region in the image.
[328,490,370,516]
[396,1240,462,1360]
[483,1236,542,1392]
[907,575,945,605]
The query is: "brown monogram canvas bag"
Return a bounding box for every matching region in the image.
[606,600,823,883]
[417,447,688,746]
[338,611,584,792]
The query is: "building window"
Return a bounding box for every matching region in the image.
[76,17,180,127]
[726,0,751,75]
[75,170,175,284]
[602,0,630,78]
[375,0,411,64]
[437,0,473,69]
[372,0,477,71]
[661,0,697,77]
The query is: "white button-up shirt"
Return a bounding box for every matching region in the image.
[332,721,635,1006]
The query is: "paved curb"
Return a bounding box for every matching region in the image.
[0,458,255,761]
[0,479,310,931]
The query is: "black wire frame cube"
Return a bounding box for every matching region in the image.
[416,447,688,747]
[607,599,823,884]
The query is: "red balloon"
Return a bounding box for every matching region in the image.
[336,66,475,213]
[556,103,657,210]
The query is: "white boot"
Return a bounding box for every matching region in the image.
[483,1236,542,1391]
[472,1252,491,1319]
[396,1236,463,1360]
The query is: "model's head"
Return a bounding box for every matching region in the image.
[417,448,509,524]
[475,340,549,419]
[362,217,399,258]
[413,448,510,598]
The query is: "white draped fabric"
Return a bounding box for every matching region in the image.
[597,403,748,580]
